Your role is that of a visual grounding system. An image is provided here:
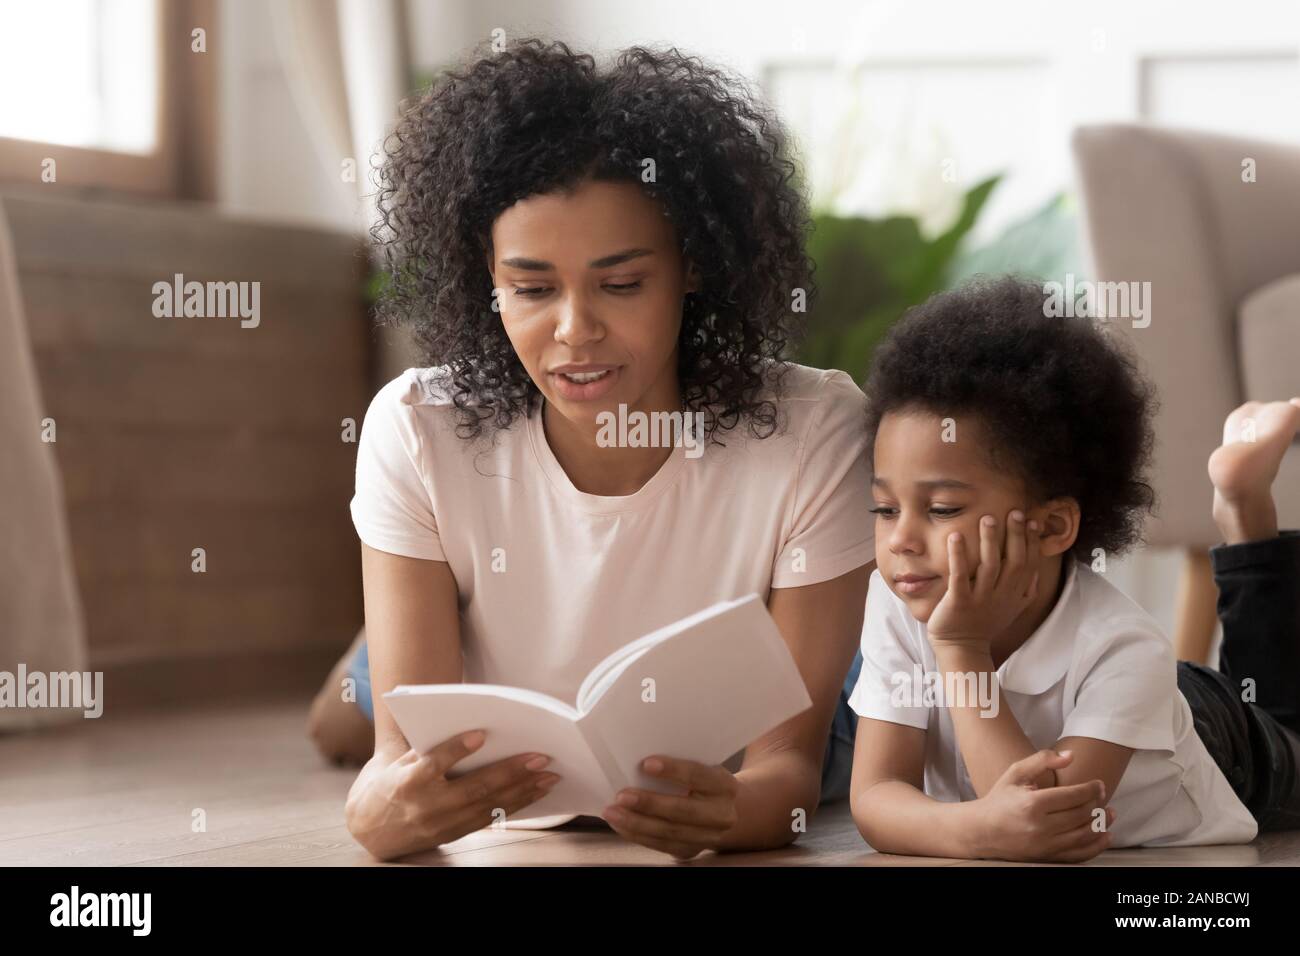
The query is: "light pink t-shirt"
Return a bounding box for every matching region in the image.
[350,361,875,770]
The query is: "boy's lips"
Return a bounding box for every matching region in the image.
[893,573,940,596]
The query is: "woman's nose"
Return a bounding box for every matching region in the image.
[553,292,604,346]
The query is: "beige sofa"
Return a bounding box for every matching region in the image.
[1072,123,1300,658]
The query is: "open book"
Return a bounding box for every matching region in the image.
[382,593,812,826]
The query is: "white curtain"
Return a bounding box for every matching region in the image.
[270,0,411,234]
[270,0,419,381]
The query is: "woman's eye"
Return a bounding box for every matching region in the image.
[513,287,550,297]
[868,506,898,519]
[930,507,963,517]
[604,281,642,293]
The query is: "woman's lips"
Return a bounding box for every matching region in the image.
[894,575,940,596]
[548,365,621,402]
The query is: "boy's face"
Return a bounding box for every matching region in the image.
[871,407,1038,623]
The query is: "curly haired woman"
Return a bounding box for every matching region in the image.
[307,38,876,861]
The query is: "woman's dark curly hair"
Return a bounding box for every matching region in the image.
[370,37,814,441]
[862,275,1158,561]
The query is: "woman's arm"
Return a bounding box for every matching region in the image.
[345,544,559,860]
[713,562,873,851]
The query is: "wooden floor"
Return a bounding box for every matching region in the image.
[4,695,1299,866]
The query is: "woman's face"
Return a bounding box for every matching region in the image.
[487,178,699,431]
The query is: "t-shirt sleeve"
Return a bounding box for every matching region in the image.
[348,375,446,561]
[770,369,876,588]
[1059,621,1176,753]
[847,574,930,729]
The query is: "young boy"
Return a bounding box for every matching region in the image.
[846,275,1300,862]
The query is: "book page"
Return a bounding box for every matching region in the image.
[381,685,613,818]
[578,594,813,797]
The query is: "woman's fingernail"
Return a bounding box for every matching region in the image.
[604,807,625,823]
[982,515,995,526]
[1028,520,1040,531]
[643,757,663,773]
[617,791,638,807]
[1010,510,1024,522]
[524,755,550,771]
[535,774,560,790]
[463,730,486,748]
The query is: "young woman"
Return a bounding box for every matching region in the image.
[307,39,876,861]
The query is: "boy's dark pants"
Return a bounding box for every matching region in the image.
[1178,531,1300,831]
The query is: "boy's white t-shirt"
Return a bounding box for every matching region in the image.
[848,562,1259,848]
[351,362,876,825]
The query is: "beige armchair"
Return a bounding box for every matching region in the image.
[1072,123,1300,661]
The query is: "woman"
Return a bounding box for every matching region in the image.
[309,38,874,861]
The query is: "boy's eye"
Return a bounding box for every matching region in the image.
[868,505,897,519]
[930,507,963,517]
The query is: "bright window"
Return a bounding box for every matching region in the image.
[0,0,159,154]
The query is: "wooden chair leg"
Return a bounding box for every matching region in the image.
[1173,548,1218,664]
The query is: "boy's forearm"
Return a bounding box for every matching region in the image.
[716,749,822,852]
[934,647,1051,795]
[852,779,984,859]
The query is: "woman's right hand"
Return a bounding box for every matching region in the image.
[971,749,1115,863]
[345,729,561,861]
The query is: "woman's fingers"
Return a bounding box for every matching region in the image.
[611,787,737,830]
[440,771,561,838]
[640,755,738,797]
[602,805,723,857]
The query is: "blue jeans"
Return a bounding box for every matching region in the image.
[347,640,863,806]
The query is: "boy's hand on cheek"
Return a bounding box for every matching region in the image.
[926,510,1042,656]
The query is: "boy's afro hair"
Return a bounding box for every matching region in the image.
[863,275,1158,561]
[370,37,814,441]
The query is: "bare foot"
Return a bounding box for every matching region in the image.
[307,629,375,766]
[1208,399,1300,544]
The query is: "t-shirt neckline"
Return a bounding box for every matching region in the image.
[526,400,689,515]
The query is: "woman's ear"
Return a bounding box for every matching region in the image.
[1031,498,1081,557]
[684,260,702,294]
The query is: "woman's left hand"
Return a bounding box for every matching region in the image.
[601,756,740,860]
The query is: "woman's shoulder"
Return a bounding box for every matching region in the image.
[372,366,459,409]
[757,362,865,407]
[750,362,867,447]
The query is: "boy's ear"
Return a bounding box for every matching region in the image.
[1032,498,1081,558]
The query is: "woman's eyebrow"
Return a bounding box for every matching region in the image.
[498,248,655,271]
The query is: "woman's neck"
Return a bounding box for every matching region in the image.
[541,382,683,496]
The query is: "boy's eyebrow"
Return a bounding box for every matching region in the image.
[871,476,976,491]
[499,248,655,271]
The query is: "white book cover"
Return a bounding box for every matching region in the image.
[381,593,812,827]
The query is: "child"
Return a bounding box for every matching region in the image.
[846,275,1300,862]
